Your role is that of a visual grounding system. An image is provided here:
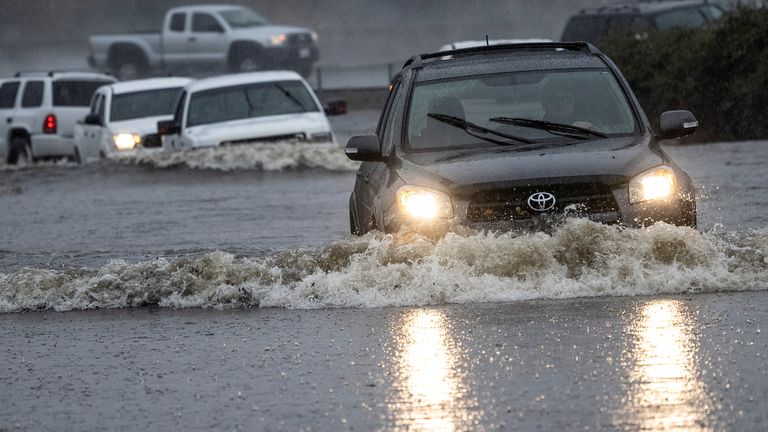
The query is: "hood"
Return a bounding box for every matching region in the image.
[186,112,330,147]
[231,25,312,40]
[109,115,172,137]
[397,136,663,193]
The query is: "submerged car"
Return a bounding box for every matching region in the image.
[74,77,191,160]
[158,71,334,149]
[345,42,698,235]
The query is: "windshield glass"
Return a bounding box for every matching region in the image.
[187,80,319,127]
[110,87,184,122]
[406,69,637,151]
[219,9,268,28]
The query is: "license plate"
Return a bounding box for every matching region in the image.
[299,48,311,58]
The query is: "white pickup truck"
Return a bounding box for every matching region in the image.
[87,5,319,80]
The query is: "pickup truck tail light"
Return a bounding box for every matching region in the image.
[43,114,57,134]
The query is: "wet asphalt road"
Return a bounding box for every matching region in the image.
[1,292,767,431]
[1,112,768,430]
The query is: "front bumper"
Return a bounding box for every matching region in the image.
[383,185,697,235]
[263,44,319,67]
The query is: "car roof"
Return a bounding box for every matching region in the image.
[11,71,115,81]
[407,43,608,82]
[185,71,306,93]
[577,0,709,15]
[107,77,193,95]
[168,4,246,14]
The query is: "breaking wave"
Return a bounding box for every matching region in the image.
[1,219,766,313]
[115,142,359,172]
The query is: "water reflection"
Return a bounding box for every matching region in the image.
[621,300,711,431]
[386,309,479,431]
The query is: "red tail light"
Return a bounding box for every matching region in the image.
[43,114,57,134]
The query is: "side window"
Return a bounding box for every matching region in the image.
[700,5,724,22]
[174,91,187,126]
[655,8,706,30]
[0,81,20,109]
[169,13,186,32]
[21,81,44,108]
[192,13,223,33]
[88,92,100,114]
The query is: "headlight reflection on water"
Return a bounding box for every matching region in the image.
[619,300,712,431]
[387,310,480,431]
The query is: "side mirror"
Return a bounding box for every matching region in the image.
[84,114,102,126]
[324,100,348,116]
[345,135,384,162]
[659,110,699,140]
[157,119,180,136]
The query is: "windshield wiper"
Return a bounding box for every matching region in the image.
[489,117,608,139]
[273,83,307,112]
[427,113,533,146]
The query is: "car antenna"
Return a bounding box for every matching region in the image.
[485,35,490,46]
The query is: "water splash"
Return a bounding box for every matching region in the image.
[1,219,766,313]
[114,142,359,172]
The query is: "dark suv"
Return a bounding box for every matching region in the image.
[561,0,726,44]
[344,43,698,235]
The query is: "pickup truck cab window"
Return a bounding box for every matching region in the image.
[192,13,224,33]
[169,13,186,32]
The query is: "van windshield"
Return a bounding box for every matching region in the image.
[110,87,184,122]
[406,69,638,151]
[187,80,319,127]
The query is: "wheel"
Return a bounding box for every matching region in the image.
[230,45,263,73]
[6,137,32,166]
[112,58,146,81]
[72,147,82,165]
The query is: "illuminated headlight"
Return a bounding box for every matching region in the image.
[629,166,676,204]
[113,133,141,151]
[397,186,453,219]
[269,34,287,46]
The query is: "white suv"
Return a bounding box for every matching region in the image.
[158,71,334,150]
[0,71,115,164]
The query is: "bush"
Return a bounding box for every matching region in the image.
[600,7,768,142]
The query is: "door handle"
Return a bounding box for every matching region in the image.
[6,117,11,124]
[363,175,370,183]
[188,36,197,42]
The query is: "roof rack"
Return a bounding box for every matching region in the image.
[402,42,601,69]
[13,69,110,78]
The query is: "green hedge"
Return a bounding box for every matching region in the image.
[600,8,768,142]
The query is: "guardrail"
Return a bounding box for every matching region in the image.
[308,62,400,92]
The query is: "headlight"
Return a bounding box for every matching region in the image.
[397,186,453,219]
[629,166,676,204]
[113,133,141,151]
[269,34,287,46]
[311,31,319,41]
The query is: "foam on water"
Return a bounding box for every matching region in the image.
[2,219,766,313]
[115,142,359,172]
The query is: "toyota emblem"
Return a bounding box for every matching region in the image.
[527,192,556,212]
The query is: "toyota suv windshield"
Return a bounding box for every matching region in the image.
[186,80,319,127]
[407,69,638,151]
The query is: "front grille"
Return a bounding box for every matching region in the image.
[288,33,313,46]
[220,133,307,146]
[141,133,162,148]
[467,183,619,222]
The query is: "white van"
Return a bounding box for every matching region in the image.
[74,77,191,161]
